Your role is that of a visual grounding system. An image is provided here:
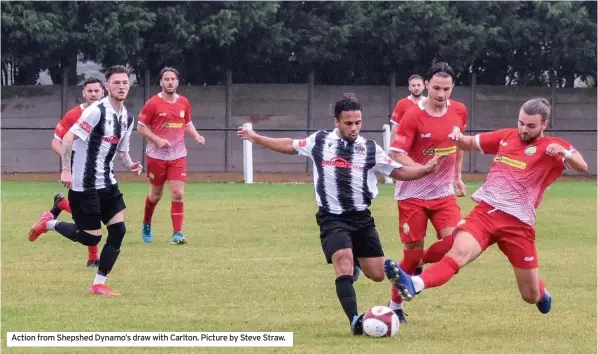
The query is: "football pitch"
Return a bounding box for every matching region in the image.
[2,180,596,353]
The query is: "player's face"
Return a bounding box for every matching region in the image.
[82,83,103,105]
[160,71,179,95]
[105,73,130,102]
[518,110,547,143]
[408,79,424,97]
[335,110,362,143]
[425,75,454,108]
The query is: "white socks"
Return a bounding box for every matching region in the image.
[413,276,425,293]
[46,220,59,230]
[388,300,403,311]
[93,274,106,285]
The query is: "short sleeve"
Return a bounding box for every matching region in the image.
[118,114,134,152]
[70,106,101,141]
[374,144,403,176]
[184,100,192,125]
[138,99,155,127]
[389,111,417,154]
[292,132,318,157]
[475,129,512,155]
[390,100,404,126]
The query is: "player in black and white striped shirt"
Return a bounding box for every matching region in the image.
[29,66,142,296]
[238,97,444,335]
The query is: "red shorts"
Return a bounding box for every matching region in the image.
[456,201,537,269]
[398,195,461,243]
[146,156,187,186]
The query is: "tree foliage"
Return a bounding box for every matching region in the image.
[1,1,595,86]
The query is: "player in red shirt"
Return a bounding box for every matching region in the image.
[137,67,205,245]
[390,74,426,139]
[28,77,104,267]
[385,97,588,316]
[386,62,468,320]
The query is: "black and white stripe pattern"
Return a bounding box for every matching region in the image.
[294,129,402,214]
[70,97,133,192]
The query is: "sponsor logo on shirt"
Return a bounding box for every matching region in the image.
[423,146,457,156]
[162,123,184,128]
[321,157,364,171]
[494,155,527,169]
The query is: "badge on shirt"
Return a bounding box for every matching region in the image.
[525,146,537,156]
[179,110,185,118]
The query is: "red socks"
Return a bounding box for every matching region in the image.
[171,201,184,233]
[420,256,461,289]
[88,245,98,261]
[58,199,72,214]
[143,196,157,224]
[390,286,403,304]
[422,235,454,264]
[399,249,425,275]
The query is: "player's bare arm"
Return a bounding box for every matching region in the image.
[390,155,446,181]
[137,124,172,148]
[453,148,466,196]
[60,131,77,189]
[51,138,62,156]
[390,150,424,168]
[237,125,297,155]
[447,131,479,151]
[184,122,205,144]
[117,151,143,175]
[546,143,588,173]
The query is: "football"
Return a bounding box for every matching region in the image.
[362,305,400,338]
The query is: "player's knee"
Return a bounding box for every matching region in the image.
[331,249,354,276]
[106,222,126,249]
[78,230,101,246]
[171,190,184,201]
[149,192,162,204]
[366,269,385,282]
[520,286,541,304]
[404,240,425,250]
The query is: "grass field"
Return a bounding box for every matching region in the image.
[1,180,596,354]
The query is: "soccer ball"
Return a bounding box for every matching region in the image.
[362,305,400,338]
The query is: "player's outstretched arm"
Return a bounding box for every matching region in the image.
[390,155,446,181]
[447,131,479,151]
[546,144,588,173]
[390,150,424,168]
[237,125,298,155]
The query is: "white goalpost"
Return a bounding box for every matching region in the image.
[242,123,393,185]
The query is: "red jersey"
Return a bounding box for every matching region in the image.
[390,99,468,200]
[138,93,192,160]
[472,128,575,225]
[54,104,85,141]
[390,96,422,126]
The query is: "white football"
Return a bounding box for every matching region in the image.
[362,305,400,338]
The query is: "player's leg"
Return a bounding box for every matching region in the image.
[388,199,428,313]
[142,156,166,243]
[89,185,127,296]
[167,157,187,245]
[496,223,551,313]
[422,195,462,264]
[386,203,494,300]
[315,209,363,335]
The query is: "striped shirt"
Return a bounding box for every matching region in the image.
[69,97,134,192]
[293,129,402,214]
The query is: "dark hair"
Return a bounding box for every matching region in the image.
[105,65,129,81]
[334,97,361,119]
[426,62,454,81]
[521,98,551,122]
[82,77,103,87]
[159,67,180,80]
[408,75,424,83]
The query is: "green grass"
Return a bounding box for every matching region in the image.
[1,181,596,353]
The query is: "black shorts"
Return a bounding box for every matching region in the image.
[315,207,385,264]
[68,184,126,230]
